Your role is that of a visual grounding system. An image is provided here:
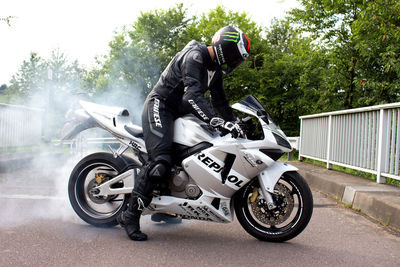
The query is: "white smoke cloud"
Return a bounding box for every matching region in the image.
[0,49,148,228]
[0,155,81,228]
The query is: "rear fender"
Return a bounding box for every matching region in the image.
[61,116,98,141]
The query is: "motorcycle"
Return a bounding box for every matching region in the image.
[63,95,313,242]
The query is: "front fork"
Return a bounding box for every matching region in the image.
[257,162,299,210]
[255,182,277,210]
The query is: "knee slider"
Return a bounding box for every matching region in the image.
[148,161,170,181]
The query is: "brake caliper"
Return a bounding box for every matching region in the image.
[95,173,107,184]
[250,186,259,203]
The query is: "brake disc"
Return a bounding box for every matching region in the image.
[250,183,294,225]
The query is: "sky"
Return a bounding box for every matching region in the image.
[0,0,300,85]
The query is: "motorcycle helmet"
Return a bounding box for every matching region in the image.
[212,25,250,74]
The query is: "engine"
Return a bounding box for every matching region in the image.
[169,168,201,199]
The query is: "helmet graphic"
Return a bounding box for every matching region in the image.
[212,25,251,74]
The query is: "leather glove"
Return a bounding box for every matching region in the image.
[222,121,244,138]
[210,117,225,128]
[210,117,244,138]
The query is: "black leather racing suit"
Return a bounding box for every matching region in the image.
[151,40,235,124]
[132,40,235,207]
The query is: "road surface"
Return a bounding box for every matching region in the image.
[0,157,399,266]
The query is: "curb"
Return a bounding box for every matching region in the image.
[290,161,400,232]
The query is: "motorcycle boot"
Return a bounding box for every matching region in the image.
[118,196,148,241]
[118,163,154,241]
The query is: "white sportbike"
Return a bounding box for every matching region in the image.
[65,95,313,242]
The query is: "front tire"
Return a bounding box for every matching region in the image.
[234,171,313,242]
[68,152,138,227]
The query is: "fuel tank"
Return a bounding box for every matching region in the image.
[173,115,217,146]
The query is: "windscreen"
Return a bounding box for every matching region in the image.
[239,95,276,125]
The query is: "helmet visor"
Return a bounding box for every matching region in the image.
[221,56,245,74]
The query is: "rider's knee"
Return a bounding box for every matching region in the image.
[148,157,171,182]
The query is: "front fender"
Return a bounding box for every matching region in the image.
[258,162,298,193]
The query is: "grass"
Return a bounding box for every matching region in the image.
[331,164,375,181]
[353,206,361,212]
[343,203,353,209]
[386,178,400,187]
[331,163,400,187]
[280,149,299,162]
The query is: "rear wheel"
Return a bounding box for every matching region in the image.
[68,152,138,227]
[234,171,313,242]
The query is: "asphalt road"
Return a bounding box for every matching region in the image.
[0,158,399,266]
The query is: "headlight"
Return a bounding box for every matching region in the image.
[272,132,291,149]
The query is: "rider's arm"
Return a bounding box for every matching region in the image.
[181,50,216,123]
[209,70,236,122]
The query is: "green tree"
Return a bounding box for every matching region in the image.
[87,3,193,101]
[290,0,364,109]
[8,50,86,106]
[8,52,47,102]
[0,84,8,103]
[259,18,327,135]
[0,16,16,26]
[131,3,193,67]
[353,0,400,105]
[6,50,87,137]
[290,0,400,109]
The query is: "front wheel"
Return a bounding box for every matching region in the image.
[234,171,313,242]
[68,152,138,227]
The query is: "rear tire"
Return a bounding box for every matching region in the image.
[234,171,313,242]
[68,152,138,227]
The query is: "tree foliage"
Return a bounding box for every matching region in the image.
[0,16,16,26]
[4,50,87,138]
[258,18,327,135]
[290,0,364,109]
[7,50,86,106]
[7,52,46,100]
[86,3,193,99]
[353,0,400,105]
[290,0,400,109]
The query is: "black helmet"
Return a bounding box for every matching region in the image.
[212,25,250,74]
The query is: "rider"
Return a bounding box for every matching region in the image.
[118,25,251,241]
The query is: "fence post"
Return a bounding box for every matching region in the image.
[298,118,303,161]
[376,109,387,184]
[326,115,332,169]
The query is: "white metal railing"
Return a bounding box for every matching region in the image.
[0,103,43,150]
[299,102,400,183]
[288,137,299,150]
[58,136,120,157]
